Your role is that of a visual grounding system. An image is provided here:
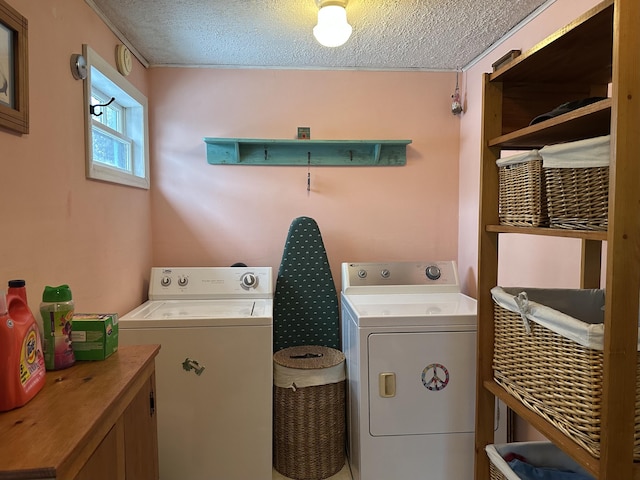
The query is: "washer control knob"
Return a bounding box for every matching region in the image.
[425,265,441,280]
[160,276,171,287]
[380,269,391,279]
[357,269,367,279]
[241,273,258,290]
[178,276,188,287]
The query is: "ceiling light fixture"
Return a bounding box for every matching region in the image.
[313,0,352,48]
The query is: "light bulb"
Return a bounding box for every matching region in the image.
[313,5,352,48]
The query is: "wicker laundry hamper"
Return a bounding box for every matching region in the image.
[273,345,346,480]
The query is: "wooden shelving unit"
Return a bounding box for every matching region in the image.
[474,1,640,478]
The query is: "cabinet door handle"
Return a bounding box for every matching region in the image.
[379,372,396,398]
[149,390,155,417]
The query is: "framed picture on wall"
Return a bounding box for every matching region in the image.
[0,0,28,134]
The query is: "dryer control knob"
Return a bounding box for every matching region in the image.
[425,265,441,280]
[178,276,188,287]
[160,276,171,287]
[241,273,258,289]
[357,269,367,279]
[380,269,391,279]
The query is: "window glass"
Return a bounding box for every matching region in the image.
[91,125,131,171]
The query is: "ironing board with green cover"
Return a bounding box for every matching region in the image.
[273,216,340,352]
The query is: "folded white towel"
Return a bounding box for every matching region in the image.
[540,135,610,168]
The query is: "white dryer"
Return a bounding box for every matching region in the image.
[341,261,477,480]
[120,266,273,480]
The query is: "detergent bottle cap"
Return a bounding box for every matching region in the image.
[8,280,25,289]
[42,285,72,302]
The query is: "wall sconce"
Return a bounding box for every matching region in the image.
[313,0,352,48]
[451,70,463,115]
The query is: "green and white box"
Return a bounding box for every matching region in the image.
[71,313,119,360]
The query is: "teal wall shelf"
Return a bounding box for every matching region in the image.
[203,138,412,166]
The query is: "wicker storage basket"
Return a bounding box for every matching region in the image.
[491,286,640,460]
[497,150,548,227]
[486,442,594,480]
[273,345,346,480]
[540,135,609,231]
[489,460,507,480]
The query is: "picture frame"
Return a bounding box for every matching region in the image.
[0,0,28,134]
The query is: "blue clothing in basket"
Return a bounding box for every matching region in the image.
[509,459,594,480]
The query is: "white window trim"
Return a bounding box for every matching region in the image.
[83,44,150,189]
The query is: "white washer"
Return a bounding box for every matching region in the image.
[120,267,273,480]
[341,261,477,480]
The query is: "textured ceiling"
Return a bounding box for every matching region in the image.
[86,0,551,71]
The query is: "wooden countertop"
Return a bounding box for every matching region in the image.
[0,344,160,479]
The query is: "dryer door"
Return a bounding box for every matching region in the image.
[368,330,476,436]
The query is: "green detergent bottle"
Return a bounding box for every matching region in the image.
[40,285,75,370]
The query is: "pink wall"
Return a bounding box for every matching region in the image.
[1,0,608,445]
[0,0,596,319]
[149,68,462,292]
[457,0,603,440]
[0,0,152,316]
[2,0,592,315]
[459,0,603,296]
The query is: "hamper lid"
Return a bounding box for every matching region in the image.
[274,345,344,369]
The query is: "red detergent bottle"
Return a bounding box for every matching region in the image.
[0,281,46,411]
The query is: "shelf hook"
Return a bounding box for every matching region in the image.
[307,152,311,193]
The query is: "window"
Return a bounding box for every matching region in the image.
[83,44,149,189]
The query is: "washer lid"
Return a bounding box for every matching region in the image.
[342,292,476,327]
[120,299,273,328]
